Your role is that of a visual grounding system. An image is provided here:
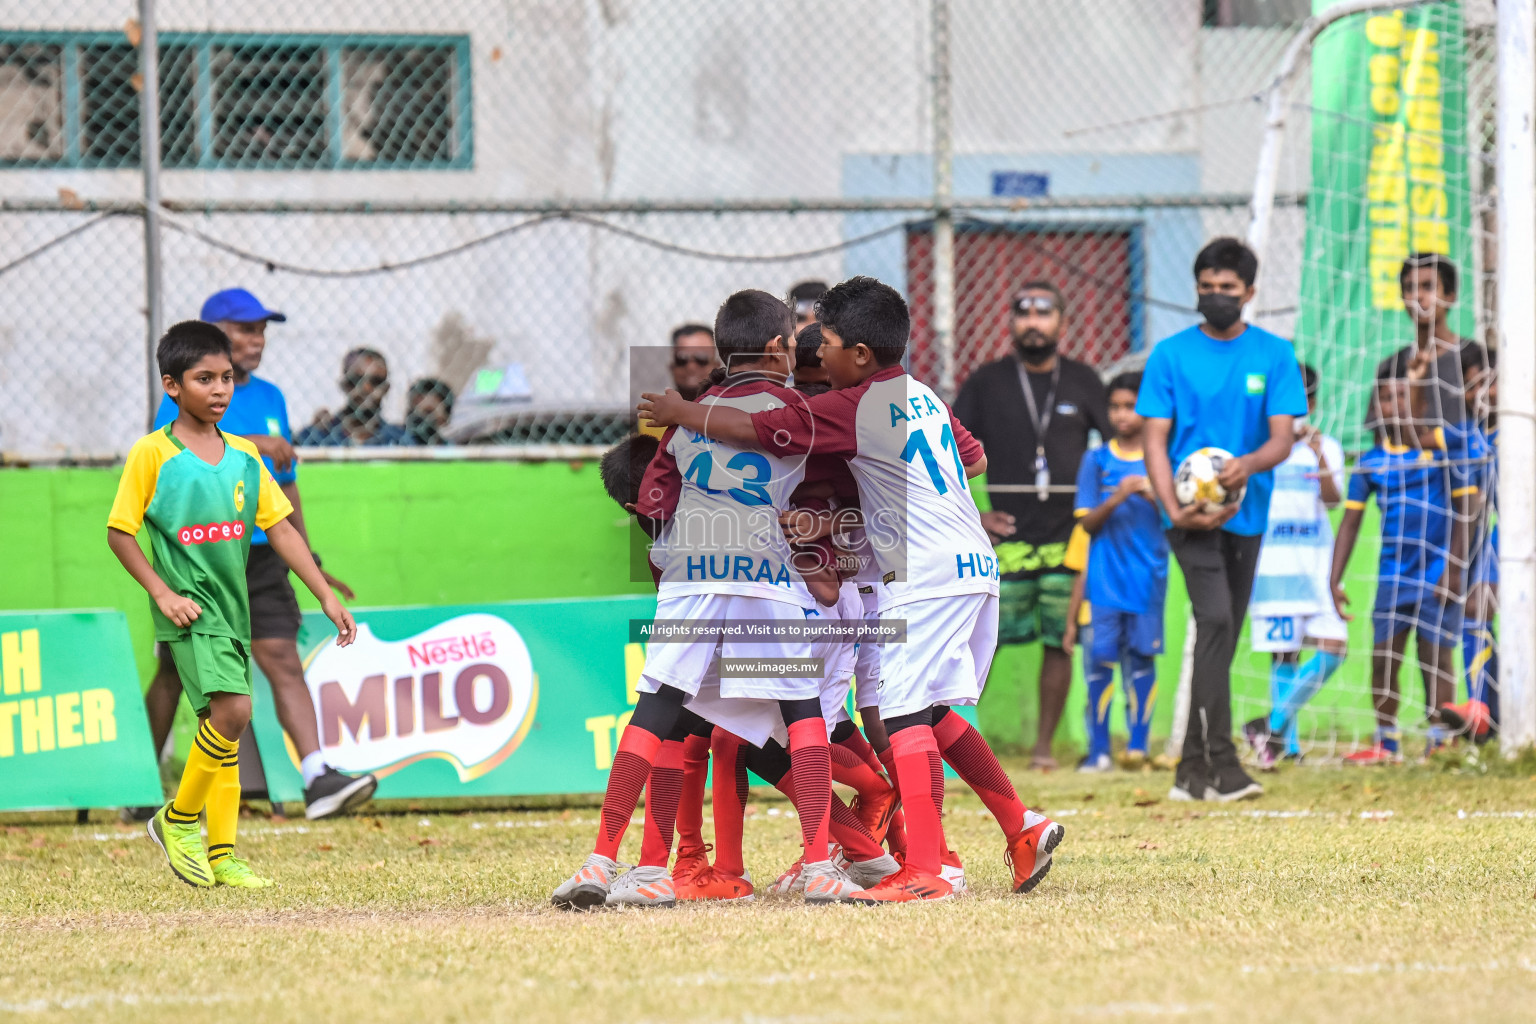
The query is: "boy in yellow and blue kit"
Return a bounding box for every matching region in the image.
[108,320,356,888]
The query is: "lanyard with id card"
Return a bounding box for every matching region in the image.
[1016,360,1059,502]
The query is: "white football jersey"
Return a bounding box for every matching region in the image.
[647,379,813,609]
[753,366,998,610]
[1250,434,1345,618]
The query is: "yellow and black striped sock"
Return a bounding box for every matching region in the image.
[167,721,235,825]
[205,741,241,864]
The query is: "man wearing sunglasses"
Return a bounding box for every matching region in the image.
[130,288,378,822]
[296,348,407,447]
[668,323,719,401]
[953,281,1110,770]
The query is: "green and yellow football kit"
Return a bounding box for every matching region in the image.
[110,424,291,887]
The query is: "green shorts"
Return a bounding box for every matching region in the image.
[997,572,1075,648]
[165,634,252,716]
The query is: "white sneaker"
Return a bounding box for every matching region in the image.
[939,861,967,893]
[770,857,806,894]
[551,853,623,911]
[604,865,676,908]
[801,860,860,904]
[1077,753,1113,773]
[845,852,900,889]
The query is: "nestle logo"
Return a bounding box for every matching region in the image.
[407,631,497,668]
[178,521,245,545]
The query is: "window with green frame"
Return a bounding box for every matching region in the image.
[0,32,471,169]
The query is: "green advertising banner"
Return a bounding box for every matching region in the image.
[251,596,979,801]
[0,611,163,811]
[1298,1,1473,450]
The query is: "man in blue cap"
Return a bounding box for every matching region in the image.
[127,288,378,821]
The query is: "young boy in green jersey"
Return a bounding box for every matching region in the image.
[108,321,357,888]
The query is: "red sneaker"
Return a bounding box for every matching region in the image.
[1343,745,1401,766]
[940,846,966,894]
[1007,810,1065,894]
[675,864,754,902]
[849,864,953,904]
[851,786,899,846]
[1439,700,1492,739]
[671,843,711,886]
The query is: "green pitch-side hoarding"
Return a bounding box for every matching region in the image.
[1299,0,1473,450]
[0,611,163,811]
[249,596,977,802]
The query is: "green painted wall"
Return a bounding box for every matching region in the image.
[2,463,1406,758]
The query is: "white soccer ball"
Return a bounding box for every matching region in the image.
[1174,447,1245,513]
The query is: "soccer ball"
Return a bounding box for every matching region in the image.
[1174,447,1245,513]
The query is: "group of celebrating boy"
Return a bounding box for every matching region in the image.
[108,234,1497,896]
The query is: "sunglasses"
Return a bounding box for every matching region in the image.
[673,353,714,368]
[344,373,388,388]
[1012,295,1059,315]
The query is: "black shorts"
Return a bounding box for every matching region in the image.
[246,543,302,641]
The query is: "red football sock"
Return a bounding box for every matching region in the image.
[888,726,944,875]
[676,732,711,853]
[637,738,685,868]
[830,742,891,803]
[710,728,749,877]
[836,726,884,774]
[771,770,884,863]
[595,725,661,861]
[933,710,1025,838]
[786,719,833,864]
[877,746,909,858]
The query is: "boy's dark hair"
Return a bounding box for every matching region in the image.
[814,276,909,367]
[157,320,232,382]
[1106,370,1142,396]
[796,322,824,369]
[1300,363,1319,400]
[343,346,388,374]
[1399,252,1458,297]
[600,433,661,508]
[671,322,714,347]
[1462,341,1495,374]
[714,290,794,367]
[1193,237,1259,288]
[796,381,832,397]
[407,377,456,411]
[789,280,828,306]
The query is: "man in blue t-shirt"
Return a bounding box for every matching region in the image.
[1138,238,1308,803]
[130,288,378,821]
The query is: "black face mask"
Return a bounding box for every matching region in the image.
[1197,292,1244,332]
[1013,328,1058,363]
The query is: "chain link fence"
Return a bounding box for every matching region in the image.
[0,1,1511,753]
[0,0,1361,460]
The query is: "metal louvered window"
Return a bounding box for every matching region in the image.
[0,33,471,169]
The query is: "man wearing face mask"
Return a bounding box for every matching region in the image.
[953,281,1109,770]
[1139,238,1307,803]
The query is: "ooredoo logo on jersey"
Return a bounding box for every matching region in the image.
[178,521,246,545]
[299,612,539,781]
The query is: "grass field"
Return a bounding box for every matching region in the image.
[5,759,1536,1024]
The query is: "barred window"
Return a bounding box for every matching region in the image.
[0,33,471,169]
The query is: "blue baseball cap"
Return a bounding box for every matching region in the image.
[200,288,287,324]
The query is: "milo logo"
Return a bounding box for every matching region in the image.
[302,612,538,781]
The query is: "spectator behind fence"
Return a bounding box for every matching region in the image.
[789,280,828,335]
[640,323,718,438]
[952,280,1109,770]
[296,347,406,446]
[403,378,456,446]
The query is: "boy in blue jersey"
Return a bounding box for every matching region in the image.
[1441,345,1499,739]
[1071,372,1166,771]
[1140,238,1308,802]
[137,289,376,821]
[1330,378,1475,763]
